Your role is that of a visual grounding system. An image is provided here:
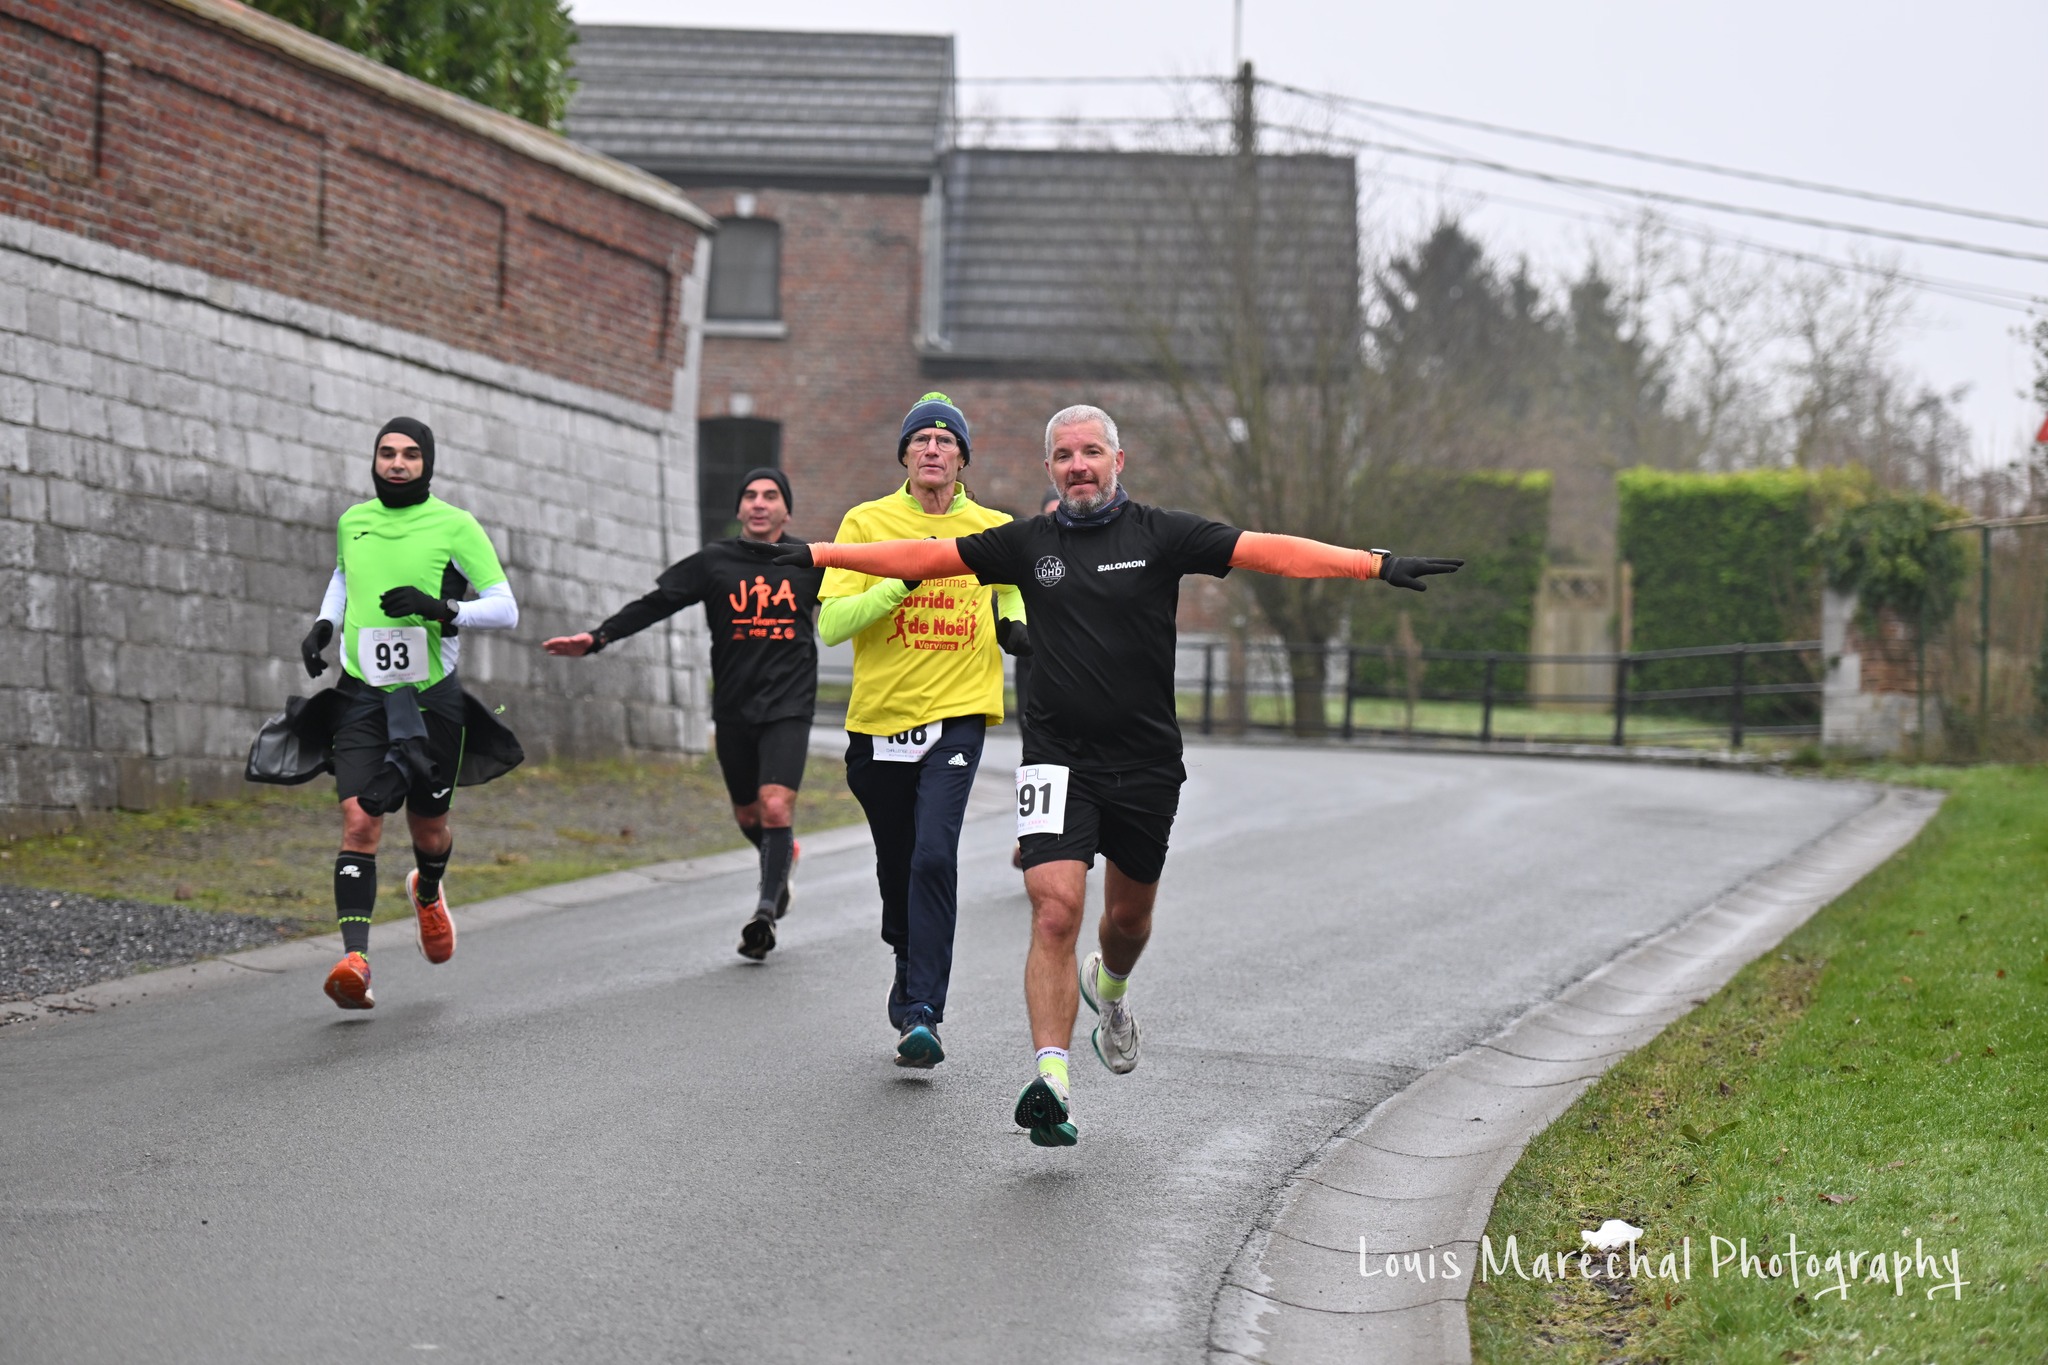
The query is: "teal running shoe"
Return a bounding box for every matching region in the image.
[1014,1073,1077,1147]
[895,1006,944,1068]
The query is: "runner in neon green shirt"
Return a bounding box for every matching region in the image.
[297,418,519,1011]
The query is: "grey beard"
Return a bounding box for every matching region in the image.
[1058,475,1118,518]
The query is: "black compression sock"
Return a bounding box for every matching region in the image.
[738,823,765,849]
[415,843,451,903]
[757,827,793,916]
[335,852,376,955]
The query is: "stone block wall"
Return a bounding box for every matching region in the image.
[0,0,715,828]
[0,217,711,829]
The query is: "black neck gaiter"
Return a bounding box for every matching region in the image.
[1054,484,1130,529]
[373,417,436,509]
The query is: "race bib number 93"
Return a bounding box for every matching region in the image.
[360,625,429,687]
[1015,763,1070,837]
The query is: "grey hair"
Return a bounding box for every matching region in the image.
[1043,404,1120,460]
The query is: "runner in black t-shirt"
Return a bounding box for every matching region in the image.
[772,405,1462,1145]
[544,468,824,961]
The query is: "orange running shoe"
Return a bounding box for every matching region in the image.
[324,951,375,1010]
[407,869,456,964]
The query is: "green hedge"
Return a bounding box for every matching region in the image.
[1617,468,1844,724]
[1350,470,1550,696]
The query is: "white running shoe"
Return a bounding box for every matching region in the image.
[1079,950,1141,1074]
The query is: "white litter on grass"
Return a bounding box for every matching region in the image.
[1580,1219,1644,1251]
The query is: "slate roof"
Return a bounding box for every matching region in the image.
[566,26,952,190]
[933,148,1361,373]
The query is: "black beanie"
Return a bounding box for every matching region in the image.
[372,417,435,509]
[736,466,792,514]
[897,392,971,466]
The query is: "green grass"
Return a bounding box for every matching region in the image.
[1171,692,1771,747]
[0,752,866,928]
[1468,765,2048,1363]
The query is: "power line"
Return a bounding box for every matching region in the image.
[1362,167,2046,315]
[1264,123,2048,268]
[950,69,2048,239]
[1261,77,2048,237]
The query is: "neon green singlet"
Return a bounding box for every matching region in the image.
[335,496,508,691]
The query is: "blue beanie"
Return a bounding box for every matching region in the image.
[897,392,971,466]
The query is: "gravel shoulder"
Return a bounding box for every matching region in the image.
[0,751,863,1011]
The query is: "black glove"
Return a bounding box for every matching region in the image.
[769,544,815,568]
[900,579,922,593]
[995,617,1032,657]
[300,619,333,678]
[1376,553,1466,592]
[379,585,457,623]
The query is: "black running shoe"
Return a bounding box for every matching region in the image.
[737,911,776,960]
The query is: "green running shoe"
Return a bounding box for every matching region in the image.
[1014,1073,1077,1147]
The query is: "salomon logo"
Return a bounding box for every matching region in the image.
[1096,559,1147,572]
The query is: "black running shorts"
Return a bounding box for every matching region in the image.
[1017,760,1185,886]
[332,675,466,818]
[714,715,813,806]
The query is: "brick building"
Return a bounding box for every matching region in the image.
[567,25,1359,545]
[1,0,715,826]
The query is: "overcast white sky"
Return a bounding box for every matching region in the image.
[571,0,2048,467]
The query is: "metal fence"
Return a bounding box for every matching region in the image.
[1922,516,2048,760]
[1177,638,1824,750]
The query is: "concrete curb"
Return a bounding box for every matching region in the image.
[1209,783,1945,1364]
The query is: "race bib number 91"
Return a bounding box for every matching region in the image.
[873,720,943,763]
[1015,763,1070,837]
[360,625,429,687]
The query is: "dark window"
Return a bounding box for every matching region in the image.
[698,418,782,547]
[707,219,781,321]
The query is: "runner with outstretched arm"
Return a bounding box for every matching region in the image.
[773,404,1462,1145]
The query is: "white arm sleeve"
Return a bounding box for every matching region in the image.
[452,579,519,631]
[317,568,347,625]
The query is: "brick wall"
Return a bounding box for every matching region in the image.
[0,0,712,828]
[1,0,698,409]
[693,187,930,538]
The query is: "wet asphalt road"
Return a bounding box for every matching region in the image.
[0,742,1874,1364]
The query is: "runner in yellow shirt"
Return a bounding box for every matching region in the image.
[818,394,1030,1068]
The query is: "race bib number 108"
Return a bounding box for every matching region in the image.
[1015,763,1070,837]
[360,625,429,687]
[873,720,943,763]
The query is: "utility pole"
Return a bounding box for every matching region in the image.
[1232,58,1255,160]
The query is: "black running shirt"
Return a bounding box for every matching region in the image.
[955,504,1240,770]
[596,537,824,725]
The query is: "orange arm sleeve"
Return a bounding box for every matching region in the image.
[1230,531,1381,580]
[810,539,972,580]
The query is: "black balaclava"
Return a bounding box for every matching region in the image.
[373,417,435,509]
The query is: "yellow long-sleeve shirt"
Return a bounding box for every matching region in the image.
[820,482,1022,735]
